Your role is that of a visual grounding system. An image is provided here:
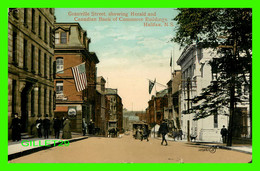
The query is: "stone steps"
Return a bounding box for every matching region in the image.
[21,132,34,139]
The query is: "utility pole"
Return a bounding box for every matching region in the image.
[187,77,191,142]
[227,39,237,147]
[218,39,237,147]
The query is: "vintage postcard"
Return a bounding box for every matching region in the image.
[7,7,252,163]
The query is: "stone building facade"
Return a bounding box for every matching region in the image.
[54,22,99,133]
[8,8,55,139]
[177,44,230,142]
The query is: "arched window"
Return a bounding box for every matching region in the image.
[56,57,64,73]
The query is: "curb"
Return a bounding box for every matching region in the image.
[8,136,88,161]
[193,143,252,155]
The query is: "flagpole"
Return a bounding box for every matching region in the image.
[171,50,173,77]
[154,79,157,138]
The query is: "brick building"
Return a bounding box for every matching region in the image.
[105,88,123,133]
[95,76,107,135]
[165,70,182,131]
[54,22,99,132]
[8,8,55,139]
[135,112,147,122]
[147,89,168,126]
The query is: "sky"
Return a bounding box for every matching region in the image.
[55,8,183,111]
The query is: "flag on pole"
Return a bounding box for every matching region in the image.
[170,52,172,67]
[71,62,87,92]
[149,79,156,94]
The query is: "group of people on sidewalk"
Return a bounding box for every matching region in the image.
[9,113,72,142]
[35,115,72,139]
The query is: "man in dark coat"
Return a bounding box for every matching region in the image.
[141,125,149,142]
[36,117,43,138]
[10,113,21,141]
[221,125,228,143]
[53,117,61,139]
[178,129,183,140]
[43,115,51,139]
[159,119,169,146]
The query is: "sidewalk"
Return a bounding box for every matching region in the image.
[8,132,88,161]
[152,136,252,154]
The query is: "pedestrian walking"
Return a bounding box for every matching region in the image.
[172,128,178,141]
[43,115,51,139]
[82,117,87,136]
[159,119,169,146]
[178,129,183,140]
[53,117,61,139]
[36,117,42,138]
[9,113,21,141]
[221,125,228,143]
[62,118,72,139]
[141,125,149,142]
[88,119,94,135]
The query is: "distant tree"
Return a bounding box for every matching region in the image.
[173,8,252,146]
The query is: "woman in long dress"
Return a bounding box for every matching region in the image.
[62,118,72,139]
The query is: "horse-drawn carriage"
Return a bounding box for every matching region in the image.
[107,120,119,138]
[132,121,149,140]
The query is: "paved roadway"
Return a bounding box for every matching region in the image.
[9,133,251,163]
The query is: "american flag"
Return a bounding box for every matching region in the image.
[71,62,87,92]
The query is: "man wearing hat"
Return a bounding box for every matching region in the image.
[159,119,169,146]
[43,115,51,139]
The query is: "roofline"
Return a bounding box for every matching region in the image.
[176,44,196,65]
[54,22,86,34]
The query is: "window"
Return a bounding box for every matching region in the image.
[24,8,28,27]
[9,8,19,19]
[56,57,64,73]
[49,27,52,47]
[23,39,28,70]
[31,45,35,73]
[38,49,41,76]
[244,84,249,95]
[214,113,218,128]
[200,63,205,78]
[31,89,35,117]
[55,32,60,44]
[38,15,41,38]
[31,9,35,33]
[49,90,52,116]
[44,88,47,115]
[12,80,17,114]
[44,21,47,43]
[60,32,67,44]
[38,86,41,117]
[56,81,63,94]
[44,53,47,77]
[49,8,54,15]
[49,56,52,80]
[12,31,17,64]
